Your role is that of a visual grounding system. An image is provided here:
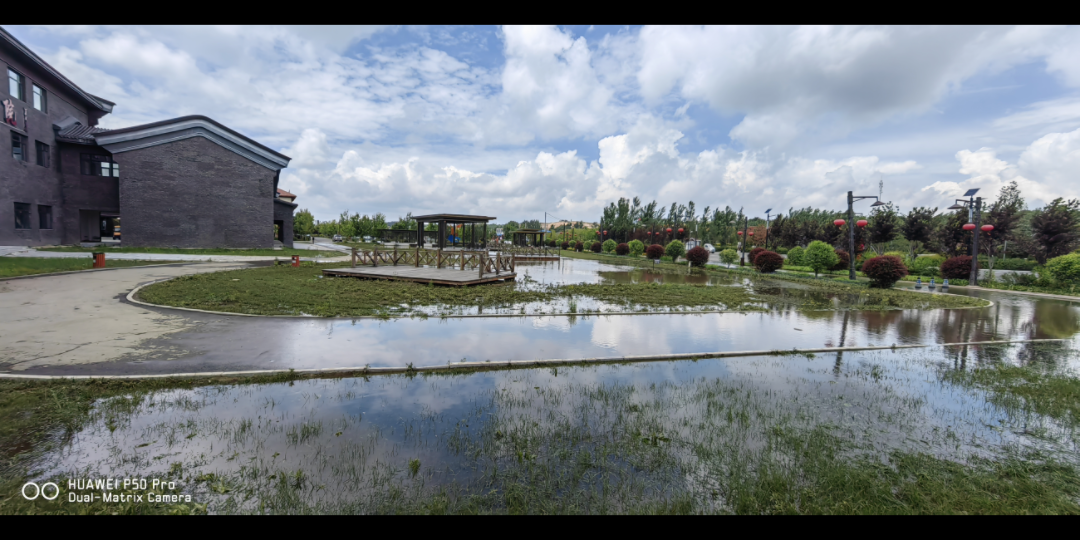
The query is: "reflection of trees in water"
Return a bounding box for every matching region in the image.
[1031,302,1080,339]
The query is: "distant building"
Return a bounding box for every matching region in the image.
[1,26,295,248]
[276,188,296,203]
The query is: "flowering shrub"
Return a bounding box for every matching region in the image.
[831,249,850,271]
[862,256,908,288]
[645,244,665,260]
[754,251,784,273]
[602,239,617,253]
[591,241,602,253]
[628,240,645,257]
[941,256,972,280]
[686,246,709,267]
[615,242,630,255]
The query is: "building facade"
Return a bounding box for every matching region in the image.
[1,26,294,249]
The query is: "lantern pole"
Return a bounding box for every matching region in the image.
[846,191,886,281]
[970,196,982,285]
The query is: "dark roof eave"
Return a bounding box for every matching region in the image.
[100,115,290,161]
[274,198,298,209]
[0,26,113,113]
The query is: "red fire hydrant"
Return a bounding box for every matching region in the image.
[292,255,300,267]
[92,252,106,269]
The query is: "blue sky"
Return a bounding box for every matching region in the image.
[10,25,1080,222]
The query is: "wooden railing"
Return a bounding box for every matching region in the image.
[488,245,559,257]
[351,247,515,277]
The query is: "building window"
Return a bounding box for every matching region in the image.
[14,203,31,229]
[80,153,119,177]
[32,84,46,112]
[12,132,27,161]
[8,69,24,101]
[35,141,49,167]
[38,205,52,230]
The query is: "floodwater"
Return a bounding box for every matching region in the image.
[102,258,1080,375]
[29,342,1080,513]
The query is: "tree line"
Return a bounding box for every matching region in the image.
[599,181,1080,264]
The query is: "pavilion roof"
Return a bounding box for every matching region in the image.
[411,214,496,222]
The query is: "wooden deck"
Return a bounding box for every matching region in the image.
[323,266,517,286]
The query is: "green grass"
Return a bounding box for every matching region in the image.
[0,257,183,278]
[979,280,1080,298]
[944,364,1080,426]
[134,262,987,317]
[38,246,336,257]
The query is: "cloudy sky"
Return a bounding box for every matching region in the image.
[11,25,1080,222]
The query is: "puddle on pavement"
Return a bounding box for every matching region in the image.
[29,342,1080,513]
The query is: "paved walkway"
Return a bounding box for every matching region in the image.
[1,246,349,263]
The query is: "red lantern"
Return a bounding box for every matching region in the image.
[748,231,754,236]
[834,219,846,227]
[856,220,868,228]
[981,225,994,232]
[647,231,652,235]
[666,228,672,233]
[963,223,976,231]
[737,231,743,236]
[603,230,608,235]
[678,228,684,233]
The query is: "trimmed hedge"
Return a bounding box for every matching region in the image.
[645,244,665,260]
[560,241,570,250]
[665,240,686,263]
[1045,253,1080,285]
[628,240,645,257]
[686,246,709,267]
[615,242,630,256]
[575,241,584,252]
[941,256,972,280]
[786,246,805,266]
[602,239,617,253]
[749,247,766,265]
[590,241,602,253]
[754,251,784,273]
[863,255,908,288]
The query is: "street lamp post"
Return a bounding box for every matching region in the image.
[740,216,750,265]
[947,189,983,286]
[846,191,887,281]
[763,208,772,250]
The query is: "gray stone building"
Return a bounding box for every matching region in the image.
[1,26,295,249]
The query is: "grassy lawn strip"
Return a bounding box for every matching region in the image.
[37,246,334,257]
[979,280,1080,298]
[944,364,1080,426]
[0,257,184,278]
[135,263,986,317]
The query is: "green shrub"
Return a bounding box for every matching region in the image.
[884,251,906,259]
[804,241,840,277]
[786,246,805,266]
[602,239,617,253]
[719,248,738,265]
[863,255,909,288]
[908,254,945,277]
[665,240,686,263]
[1045,253,1080,285]
[628,240,645,257]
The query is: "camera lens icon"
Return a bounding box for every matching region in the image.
[22,482,60,500]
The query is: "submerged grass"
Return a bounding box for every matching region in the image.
[135,262,986,317]
[0,257,183,278]
[3,346,1080,514]
[944,364,1080,426]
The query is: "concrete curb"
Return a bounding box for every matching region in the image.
[0,338,1066,380]
[124,277,994,320]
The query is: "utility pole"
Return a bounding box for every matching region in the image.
[970,196,982,285]
[848,191,856,281]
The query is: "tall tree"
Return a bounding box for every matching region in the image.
[901,207,937,258]
[292,209,315,237]
[985,180,1025,252]
[1029,198,1080,263]
[867,202,900,255]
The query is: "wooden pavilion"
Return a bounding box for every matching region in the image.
[412,214,496,250]
[511,228,547,247]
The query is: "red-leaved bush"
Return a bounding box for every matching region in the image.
[575,241,584,252]
[862,255,909,288]
[754,251,784,273]
[686,246,710,267]
[590,241,602,253]
[560,241,570,250]
[749,247,766,264]
[941,256,972,280]
[615,242,630,256]
[645,244,665,260]
[831,249,850,271]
